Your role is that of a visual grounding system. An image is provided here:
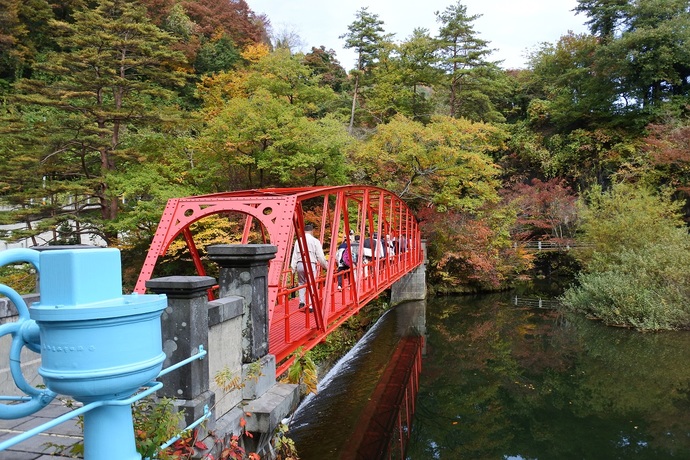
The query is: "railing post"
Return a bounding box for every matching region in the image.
[205,244,299,456]
[146,276,216,428]
[207,245,277,364]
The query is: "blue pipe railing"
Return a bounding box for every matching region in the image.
[158,405,211,452]
[158,345,206,377]
[0,347,209,454]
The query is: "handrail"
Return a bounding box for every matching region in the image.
[513,240,594,250]
[0,382,161,452]
[0,347,208,455]
[158,405,211,452]
[513,296,561,309]
[158,345,206,377]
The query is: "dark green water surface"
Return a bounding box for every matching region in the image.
[408,293,690,459]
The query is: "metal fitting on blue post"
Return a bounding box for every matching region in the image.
[31,249,167,402]
[32,248,167,459]
[0,248,167,460]
[0,248,55,419]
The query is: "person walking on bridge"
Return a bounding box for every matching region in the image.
[291,224,328,312]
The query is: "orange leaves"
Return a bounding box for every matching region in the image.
[216,434,246,460]
[503,178,578,241]
[422,206,533,291]
[642,123,690,194]
[169,429,207,458]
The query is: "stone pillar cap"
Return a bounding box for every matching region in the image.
[207,245,277,265]
[146,276,216,297]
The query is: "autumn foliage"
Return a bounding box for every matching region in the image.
[502,178,579,242]
[421,207,533,293]
[643,123,690,196]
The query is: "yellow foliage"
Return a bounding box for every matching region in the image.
[214,366,243,392]
[241,43,270,63]
[282,347,318,395]
[196,71,250,113]
[211,27,224,42]
[354,114,505,212]
[167,214,243,257]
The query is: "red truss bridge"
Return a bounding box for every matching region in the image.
[134,186,424,375]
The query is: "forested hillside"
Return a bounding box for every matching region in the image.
[2,0,690,327]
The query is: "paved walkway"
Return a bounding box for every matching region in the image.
[0,399,82,459]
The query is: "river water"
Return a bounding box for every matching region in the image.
[290,292,690,459]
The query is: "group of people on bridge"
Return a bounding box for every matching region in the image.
[289,225,407,312]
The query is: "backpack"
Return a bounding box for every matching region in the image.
[342,248,351,268]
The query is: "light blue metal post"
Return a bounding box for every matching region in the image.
[84,405,139,460]
[0,248,168,459]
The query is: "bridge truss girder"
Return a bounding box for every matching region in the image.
[135,186,423,373]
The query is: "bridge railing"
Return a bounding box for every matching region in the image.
[271,235,423,374]
[513,240,594,251]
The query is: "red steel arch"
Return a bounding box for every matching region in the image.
[134,186,423,374]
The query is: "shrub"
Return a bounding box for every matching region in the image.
[562,184,690,330]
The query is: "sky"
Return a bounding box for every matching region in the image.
[247,0,590,70]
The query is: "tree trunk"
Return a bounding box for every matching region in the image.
[349,73,360,134]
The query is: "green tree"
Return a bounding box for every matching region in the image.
[194,33,241,75]
[195,90,350,189]
[5,0,187,244]
[578,0,690,112]
[547,128,638,189]
[349,30,443,125]
[354,114,504,212]
[340,7,391,132]
[196,46,338,117]
[0,0,53,84]
[526,32,618,132]
[435,1,503,122]
[245,48,337,115]
[194,49,351,190]
[577,183,685,266]
[574,0,628,40]
[358,40,402,125]
[397,29,442,121]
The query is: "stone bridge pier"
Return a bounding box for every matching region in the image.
[391,240,427,306]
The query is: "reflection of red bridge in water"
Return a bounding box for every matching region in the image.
[134,186,424,375]
[343,335,423,459]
